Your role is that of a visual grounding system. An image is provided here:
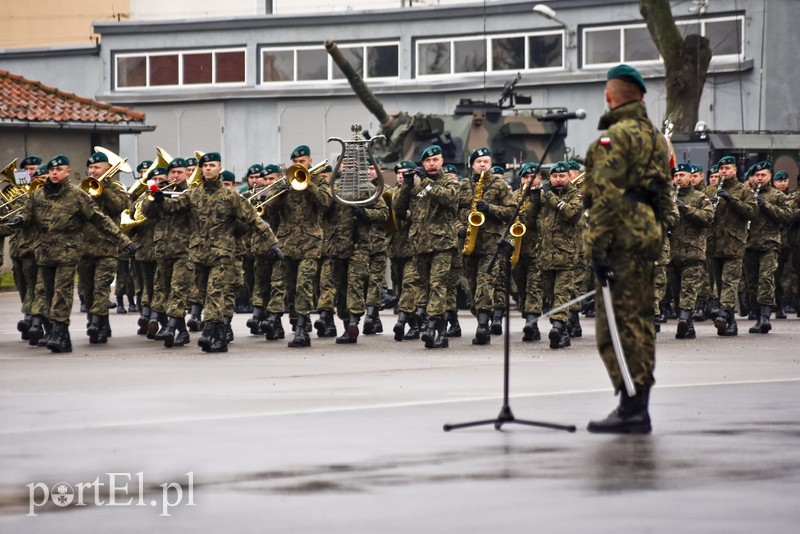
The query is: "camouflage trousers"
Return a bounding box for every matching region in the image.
[464,253,504,314]
[366,252,387,308]
[653,263,668,315]
[416,250,454,317]
[595,255,656,392]
[445,249,461,314]
[12,255,37,315]
[699,258,714,300]
[114,258,132,300]
[156,256,194,317]
[516,254,542,315]
[78,255,117,316]
[272,257,318,317]
[390,255,411,308]
[711,256,743,312]
[744,248,778,306]
[251,254,279,308]
[32,263,78,325]
[775,247,796,305]
[137,260,157,308]
[224,256,245,317]
[540,269,574,322]
[396,256,421,314]
[319,257,348,320]
[194,260,237,322]
[242,254,255,301]
[668,259,706,310]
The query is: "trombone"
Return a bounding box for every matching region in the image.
[81,146,130,197]
[250,161,328,215]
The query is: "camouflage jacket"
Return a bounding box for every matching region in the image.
[140,183,190,260]
[670,187,714,262]
[582,101,672,262]
[704,179,757,258]
[787,191,800,247]
[353,194,389,253]
[746,183,792,252]
[322,197,356,259]
[517,189,539,259]
[8,224,36,259]
[532,183,583,270]
[393,169,459,255]
[270,173,331,260]
[385,186,413,259]
[157,178,277,265]
[130,217,157,262]
[457,173,516,256]
[23,179,129,266]
[82,184,130,258]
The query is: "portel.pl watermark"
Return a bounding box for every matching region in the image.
[26,472,195,517]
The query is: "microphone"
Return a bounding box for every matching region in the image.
[537,109,587,122]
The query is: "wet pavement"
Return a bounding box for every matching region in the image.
[0,291,798,532]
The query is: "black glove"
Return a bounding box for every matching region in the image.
[277,183,290,194]
[151,190,164,203]
[402,171,416,188]
[475,200,490,213]
[716,189,732,202]
[756,196,766,208]
[541,180,552,193]
[122,241,140,255]
[457,226,468,239]
[7,216,24,229]
[353,206,368,220]
[267,244,284,261]
[676,199,685,209]
[531,187,541,200]
[592,256,614,283]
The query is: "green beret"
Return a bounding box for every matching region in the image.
[607,64,647,94]
[491,165,505,175]
[394,160,416,173]
[691,164,704,173]
[321,164,333,173]
[148,167,168,179]
[753,160,772,172]
[220,170,236,182]
[290,145,310,160]
[567,160,581,171]
[167,158,187,171]
[21,156,42,167]
[137,160,153,173]
[443,164,458,175]
[370,155,382,166]
[773,171,788,181]
[419,145,442,162]
[743,165,755,179]
[550,161,570,174]
[520,162,539,176]
[709,164,719,173]
[718,155,736,166]
[262,164,280,175]
[469,147,491,167]
[34,164,49,177]
[185,157,198,166]
[673,162,693,174]
[86,152,109,166]
[47,154,70,168]
[199,152,221,164]
[246,164,264,176]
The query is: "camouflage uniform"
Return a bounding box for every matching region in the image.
[515,189,541,315]
[669,186,714,317]
[583,100,672,392]
[8,219,38,322]
[386,185,416,310]
[317,194,356,322]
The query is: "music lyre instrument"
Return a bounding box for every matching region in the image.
[327,124,386,207]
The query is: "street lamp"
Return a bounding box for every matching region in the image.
[532,4,576,49]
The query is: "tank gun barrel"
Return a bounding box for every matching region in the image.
[325,40,390,127]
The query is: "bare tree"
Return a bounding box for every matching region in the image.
[640,0,712,132]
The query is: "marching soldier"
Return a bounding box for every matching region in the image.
[772,170,794,317]
[706,155,758,336]
[513,163,543,342]
[743,162,792,333]
[582,65,673,433]
[393,145,459,349]
[669,163,714,339]
[362,160,390,335]
[442,163,464,337]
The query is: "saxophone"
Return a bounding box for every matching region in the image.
[462,171,487,256]
[510,185,529,267]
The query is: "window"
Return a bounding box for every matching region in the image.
[582,15,745,68]
[115,48,246,89]
[417,31,564,78]
[261,42,399,84]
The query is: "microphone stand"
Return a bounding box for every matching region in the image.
[444,118,577,433]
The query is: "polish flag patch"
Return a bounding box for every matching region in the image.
[599,137,612,146]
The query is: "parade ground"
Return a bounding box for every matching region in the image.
[0,290,798,533]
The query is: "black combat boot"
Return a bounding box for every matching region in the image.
[87,313,102,344]
[568,310,582,338]
[314,310,332,337]
[38,319,53,347]
[197,321,214,351]
[587,385,652,434]
[204,321,228,353]
[748,305,772,334]
[363,306,377,335]
[393,311,409,341]
[153,312,169,340]
[685,315,696,339]
[676,309,692,339]
[137,305,151,336]
[174,317,190,347]
[653,316,660,334]
[692,299,708,322]
[79,295,87,314]
[17,314,32,341]
[323,311,337,337]
[714,309,728,336]
[445,310,461,338]
[717,311,738,337]
[336,315,360,344]
[223,316,234,344]
[775,305,787,320]
[707,298,721,320]
[372,307,383,333]
[548,320,570,349]
[27,315,43,347]
[96,315,110,344]
[116,296,127,314]
[522,314,541,342]
[46,322,73,353]
[247,306,265,335]
[665,303,677,320]
[430,316,449,349]
[584,299,595,318]
[405,308,427,340]
[472,311,491,345]
[421,317,438,348]
[163,316,179,348]
[738,292,750,318]
[490,309,504,335]
[129,295,138,313]
[186,304,203,332]
[288,315,311,348]
[655,303,667,324]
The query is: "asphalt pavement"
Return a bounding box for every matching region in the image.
[0,291,798,533]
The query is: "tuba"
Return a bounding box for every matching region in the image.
[0,159,30,221]
[128,146,173,197]
[462,171,487,256]
[186,150,205,188]
[327,124,385,207]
